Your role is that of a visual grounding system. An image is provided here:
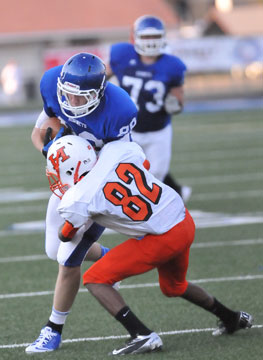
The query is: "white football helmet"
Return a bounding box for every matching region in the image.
[133,15,166,56]
[46,135,97,199]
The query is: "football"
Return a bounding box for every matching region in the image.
[40,117,65,141]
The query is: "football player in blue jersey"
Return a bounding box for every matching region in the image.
[106,15,192,203]
[25,53,137,353]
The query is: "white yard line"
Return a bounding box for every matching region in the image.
[1,274,263,300]
[2,209,262,236]
[177,148,263,162]
[0,325,262,349]
[0,238,262,264]
[174,159,262,173]
[181,172,263,185]
[1,182,263,206]
[0,204,45,215]
[191,190,263,201]
[0,254,47,263]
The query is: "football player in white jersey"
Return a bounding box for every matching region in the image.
[43,135,252,356]
[107,15,192,203]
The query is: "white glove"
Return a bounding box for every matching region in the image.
[164,93,182,114]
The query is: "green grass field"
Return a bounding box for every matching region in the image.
[0,109,262,360]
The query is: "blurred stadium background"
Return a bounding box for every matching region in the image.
[0,0,262,112]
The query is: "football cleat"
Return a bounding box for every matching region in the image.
[181,186,192,204]
[25,326,61,353]
[110,332,163,355]
[212,311,253,336]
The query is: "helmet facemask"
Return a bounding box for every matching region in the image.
[57,77,105,118]
[134,34,165,56]
[57,53,107,118]
[46,135,97,199]
[134,16,166,57]
[46,167,70,200]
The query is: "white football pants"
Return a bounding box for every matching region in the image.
[132,123,172,181]
[45,194,98,266]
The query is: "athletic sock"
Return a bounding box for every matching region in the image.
[209,298,238,323]
[100,245,110,258]
[47,307,70,334]
[46,320,63,335]
[115,306,152,338]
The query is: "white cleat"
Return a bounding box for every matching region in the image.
[110,332,163,355]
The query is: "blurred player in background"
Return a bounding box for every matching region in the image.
[45,135,253,356]
[107,15,192,203]
[25,52,137,353]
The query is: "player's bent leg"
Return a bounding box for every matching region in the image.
[53,264,81,312]
[84,242,109,261]
[45,194,64,260]
[86,283,163,355]
[182,283,253,336]
[26,221,104,353]
[87,283,126,316]
[181,282,214,309]
[25,265,80,354]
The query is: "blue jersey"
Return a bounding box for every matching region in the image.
[110,43,187,132]
[40,65,138,149]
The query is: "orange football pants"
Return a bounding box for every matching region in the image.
[83,208,195,297]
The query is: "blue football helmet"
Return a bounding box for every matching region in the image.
[57,53,106,118]
[133,15,166,56]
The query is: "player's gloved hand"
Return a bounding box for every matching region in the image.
[42,127,53,158]
[164,93,182,115]
[42,126,72,158]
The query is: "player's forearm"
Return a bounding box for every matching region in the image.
[31,110,50,151]
[31,127,44,152]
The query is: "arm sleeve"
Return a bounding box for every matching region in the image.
[169,58,187,87]
[39,71,57,117]
[34,109,50,128]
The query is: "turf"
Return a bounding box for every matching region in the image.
[0,109,262,359]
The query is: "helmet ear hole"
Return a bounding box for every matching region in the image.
[66,167,75,176]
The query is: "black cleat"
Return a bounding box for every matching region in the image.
[212,311,253,336]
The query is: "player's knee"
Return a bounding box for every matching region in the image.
[45,243,58,261]
[58,264,80,280]
[83,269,96,286]
[160,282,188,297]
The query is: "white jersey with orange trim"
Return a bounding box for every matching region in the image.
[57,141,185,237]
